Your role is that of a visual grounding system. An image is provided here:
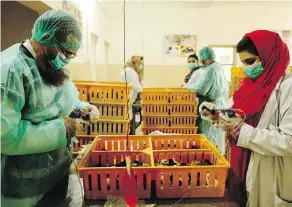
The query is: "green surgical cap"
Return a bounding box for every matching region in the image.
[199,47,216,61]
[32,10,82,50]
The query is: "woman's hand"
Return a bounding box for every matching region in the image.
[199,102,221,123]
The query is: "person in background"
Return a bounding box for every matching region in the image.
[188,47,228,154]
[1,10,99,207]
[120,55,144,134]
[199,30,292,207]
[120,55,144,104]
[183,53,202,88]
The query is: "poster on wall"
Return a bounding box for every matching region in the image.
[272,30,292,65]
[163,35,197,57]
[62,1,82,27]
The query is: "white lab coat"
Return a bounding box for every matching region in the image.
[227,71,292,207]
[120,67,142,104]
[120,67,142,120]
[184,68,203,88]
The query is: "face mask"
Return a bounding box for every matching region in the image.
[188,63,197,70]
[49,52,69,70]
[244,62,264,79]
[36,52,69,87]
[139,65,143,71]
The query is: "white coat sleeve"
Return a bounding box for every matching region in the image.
[122,68,142,93]
[184,70,201,88]
[224,97,234,108]
[237,104,292,156]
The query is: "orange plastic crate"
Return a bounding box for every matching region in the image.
[74,81,131,104]
[89,83,130,104]
[75,83,89,101]
[142,104,197,116]
[77,150,154,199]
[96,103,128,120]
[142,104,169,116]
[77,120,128,136]
[168,88,197,104]
[169,116,197,127]
[141,88,196,104]
[142,126,198,135]
[142,116,197,128]
[231,67,245,78]
[142,116,170,128]
[153,149,229,198]
[74,81,127,84]
[168,104,197,116]
[151,134,216,150]
[141,88,169,104]
[89,120,128,136]
[91,135,152,151]
[73,135,96,152]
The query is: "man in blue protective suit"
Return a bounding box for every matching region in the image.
[188,47,228,154]
[1,10,99,206]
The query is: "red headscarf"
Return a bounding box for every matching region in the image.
[233,30,290,115]
[229,30,290,191]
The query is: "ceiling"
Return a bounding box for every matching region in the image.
[17,0,51,15]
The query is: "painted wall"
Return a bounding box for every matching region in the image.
[102,1,292,87]
[3,1,292,87]
[41,0,111,81]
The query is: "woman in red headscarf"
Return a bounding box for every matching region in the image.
[199,30,292,207]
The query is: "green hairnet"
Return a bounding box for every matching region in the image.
[32,10,82,50]
[199,47,216,61]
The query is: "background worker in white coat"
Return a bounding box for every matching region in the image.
[200,30,292,207]
[183,53,202,88]
[120,55,144,134]
[1,10,99,206]
[188,47,228,154]
[120,55,144,105]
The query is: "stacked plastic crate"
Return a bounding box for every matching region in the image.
[141,88,198,135]
[77,134,230,199]
[77,135,154,199]
[73,81,130,154]
[229,67,245,97]
[152,134,230,198]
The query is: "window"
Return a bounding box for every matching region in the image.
[209,45,237,82]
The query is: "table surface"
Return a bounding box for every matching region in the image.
[54,175,239,207]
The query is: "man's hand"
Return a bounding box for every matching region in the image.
[62,115,79,138]
[81,104,100,123]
